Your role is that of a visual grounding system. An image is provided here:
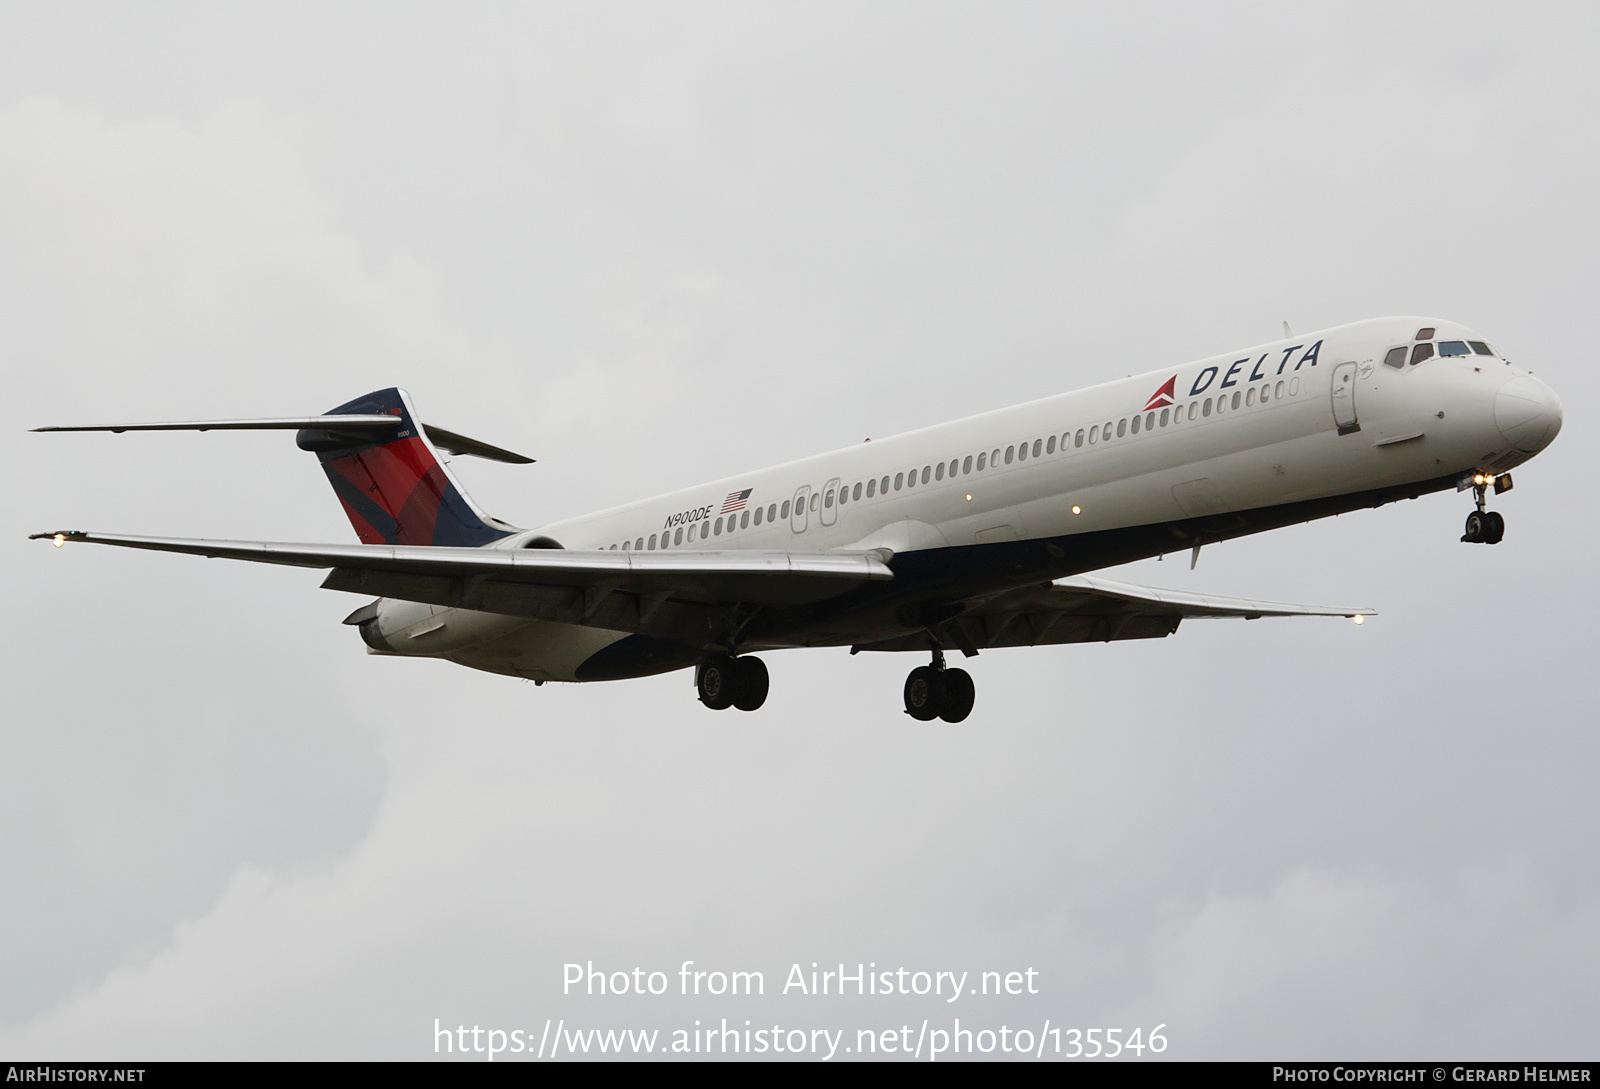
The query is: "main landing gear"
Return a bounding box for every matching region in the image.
[903,648,975,723]
[1461,472,1509,545]
[697,654,769,712]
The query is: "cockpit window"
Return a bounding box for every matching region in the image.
[1383,346,1407,369]
[1469,341,1494,356]
[1415,327,1435,340]
[1410,342,1434,365]
[1438,340,1471,356]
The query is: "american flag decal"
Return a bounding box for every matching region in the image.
[721,488,753,514]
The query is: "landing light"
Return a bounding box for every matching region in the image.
[1071,505,1081,515]
[53,534,65,548]
[1352,615,1364,625]
[965,494,972,501]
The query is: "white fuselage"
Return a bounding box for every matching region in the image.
[366,316,1562,680]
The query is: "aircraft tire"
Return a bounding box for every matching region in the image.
[732,656,769,712]
[697,656,738,710]
[1485,511,1505,544]
[903,666,946,721]
[1463,511,1485,543]
[938,668,975,723]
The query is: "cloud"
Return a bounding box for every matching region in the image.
[1138,865,1600,1059]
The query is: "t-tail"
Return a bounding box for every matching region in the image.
[296,388,517,547]
[33,386,530,548]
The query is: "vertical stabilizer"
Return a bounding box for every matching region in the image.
[295,388,515,547]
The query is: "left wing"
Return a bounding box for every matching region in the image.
[854,572,1372,653]
[29,531,893,616]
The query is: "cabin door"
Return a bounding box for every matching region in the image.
[1331,361,1360,435]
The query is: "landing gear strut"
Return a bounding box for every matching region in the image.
[1461,473,1507,545]
[903,648,975,723]
[697,654,769,712]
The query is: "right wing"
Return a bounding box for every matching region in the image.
[853,572,1373,653]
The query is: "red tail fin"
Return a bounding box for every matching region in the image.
[296,388,514,547]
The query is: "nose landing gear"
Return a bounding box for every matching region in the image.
[1461,472,1509,545]
[903,648,976,723]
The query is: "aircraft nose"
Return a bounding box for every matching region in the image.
[1495,375,1563,453]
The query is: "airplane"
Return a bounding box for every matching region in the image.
[31,315,1562,723]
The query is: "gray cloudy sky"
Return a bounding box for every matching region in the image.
[2,1,1596,1061]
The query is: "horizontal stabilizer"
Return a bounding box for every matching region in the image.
[32,415,401,434]
[32,415,533,464]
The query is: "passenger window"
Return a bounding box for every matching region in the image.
[1046,435,1056,454]
[1130,414,1141,435]
[949,459,958,478]
[963,455,973,474]
[1145,411,1154,430]
[1188,402,1198,420]
[1231,391,1241,409]
[810,493,819,511]
[1017,443,1027,462]
[991,448,1001,466]
[824,490,833,508]
[1075,429,1085,447]
[741,512,749,529]
[1288,377,1300,395]
[715,516,723,534]
[853,482,862,501]
[1274,380,1284,398]
[1411,343,1434,365]
[1246,387,1256,406]
[1117,419,1127,437]
[1415,327,1435,339]
[1005,445,1014,464]
[866,479,875,498]
[935,462,945,481]
[649,534,657,549]
[1031,439,1042,458]
[768,504,778,522]
[1439,340,1470,356]
[905,470,916,488]
[894,472,903,490]
[674,527,684,545]
[754,506,764,525]
[635,538,643,549]
[1160,408,1170,427]
[1088,425,1098,444]
[1469,341,1493,355]
[1103,420,1113,437]
[689,523,698,542]
[782,501,791,519]
[921,466,930,484]
[879,477,889,494]
[1384,346,1407,369]
[976,453,986,470]
[1202,398,1212,417]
